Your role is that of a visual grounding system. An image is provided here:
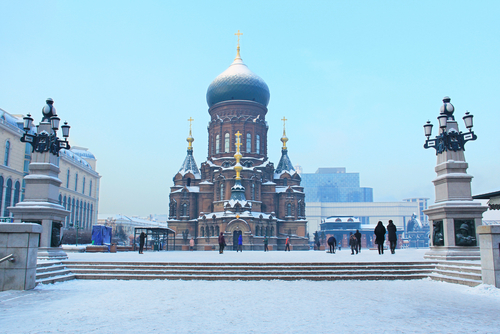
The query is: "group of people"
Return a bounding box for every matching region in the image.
[349,230,362,255]
[374,220,397,254]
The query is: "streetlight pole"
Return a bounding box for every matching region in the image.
[422,96,487,260]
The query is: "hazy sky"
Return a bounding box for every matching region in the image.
[1,1,499,218]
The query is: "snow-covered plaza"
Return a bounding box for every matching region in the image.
[1,249,499,333]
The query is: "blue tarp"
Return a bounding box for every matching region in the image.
[91,225,112,245]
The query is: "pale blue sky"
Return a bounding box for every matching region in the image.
[1,1,499,217]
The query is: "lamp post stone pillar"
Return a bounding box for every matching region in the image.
[8,99,71,260]
[423,97,487,260]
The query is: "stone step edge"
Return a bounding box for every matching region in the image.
[36,269,73,280]
[429,275,481,287]
[73,274,430,281]
[36,274,76,285]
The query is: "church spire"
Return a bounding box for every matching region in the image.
[178,117,200,178]
[275,117,296,178]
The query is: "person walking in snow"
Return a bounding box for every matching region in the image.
[189,237,195,251]
[218,232,225,254]
[284,236,291,251]
[349,232,358,255]
[263,236,269,252]
[139,232,146,254]
[374,221,387,255]
[387,220,397,254]
[327,236,336,254]
[237,234,243,252]
[354,229,362,253]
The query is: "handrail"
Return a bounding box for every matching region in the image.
[0,254,15,264]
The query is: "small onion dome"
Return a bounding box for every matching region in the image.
[206,55,270,107]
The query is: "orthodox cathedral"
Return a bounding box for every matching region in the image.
[167,34,308,250]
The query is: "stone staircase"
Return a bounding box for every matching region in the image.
[36,260,484,286]
[62,261,435,281]
[36,261,75,284]
[429,261,482,287]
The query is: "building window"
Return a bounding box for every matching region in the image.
[4,140,10,166]
[71,198,75,225]
[13,181,20,207]
[251,183,255,200]
[182,203,188,216]
[4,179,12,216]
[82,177,86,194]
[215,135,220,154]
[66,170,70,188]
[200,227,205,237]
[220,183,224,200]
[283,178,288,186]
[256,135,260,154]
[75,174,78,192]
[224,133,230,153]
[246,133,251,153]
[287,203,292,217]
[89,180,92,197]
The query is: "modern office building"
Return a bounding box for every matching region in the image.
[301,168,373,203]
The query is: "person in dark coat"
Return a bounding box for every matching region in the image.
[139,232,146,254]
[218,232,225,254]
[374,221,386,254]
[237,234,243,252]
[354,229,362,253]
[387,220,397,254]
[327,236,337,254]
[349,232,358,255]
[263,236,269,252]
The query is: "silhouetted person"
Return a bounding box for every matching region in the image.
[354,229,362,253]
[263,236,269,252]
[349,232,358,255]
[327,236,337,254]
[218,232,225,254]
[387,220,397,254]
[139,232,146,254]
[374,221,386,255]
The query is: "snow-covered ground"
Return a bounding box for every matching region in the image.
[1,249,499,333]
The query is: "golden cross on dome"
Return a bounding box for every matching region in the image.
[235,131,242,151]
[188,117,194,129]
[235,30,243,47]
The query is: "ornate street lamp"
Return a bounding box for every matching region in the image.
[20,98,71,156]
[423,96,477,154]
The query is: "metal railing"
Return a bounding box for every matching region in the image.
[0,254,15,264]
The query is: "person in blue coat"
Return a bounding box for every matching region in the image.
[237,234,243,252]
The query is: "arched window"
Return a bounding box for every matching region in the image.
[210,226,214,237]
[271,227,274,236]
[256,225,260,236]
[220,183,224,200]
[83,202,87,229]
[256,135,260,154]
[200,227,205,237]
[215,226,219,236]
[246,133,251,153]
[265,226,269,236]
[224,133,230,153]
[82,177,86,194]
[283,178,288,186]
[63,196,68,226]
[187,178,191,186]
[75,200,79,226]
[4,140,10,166]
[215,135,220,154]
[13,181,20,206]
[75,174,78,192]
[59,194,62,205]
[90,204,93,225]
[0,177,3,214]
[89,180,92,197]
[297,203,302,217]
[79,201,83,228]
[4,179,12,216]
[287,203,292,216]
[251,183,255,200]
[66,170,70,188]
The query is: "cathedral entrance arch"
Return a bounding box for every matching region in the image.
[227,219,249,250]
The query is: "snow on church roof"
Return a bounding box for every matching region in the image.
[178,149,201,179]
